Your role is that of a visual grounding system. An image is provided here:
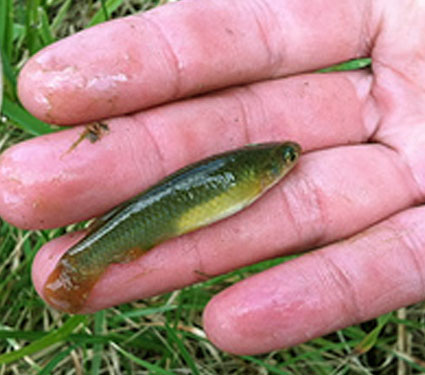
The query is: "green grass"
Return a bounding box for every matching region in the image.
[0,1,424,374]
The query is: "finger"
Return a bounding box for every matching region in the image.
[203,204,425,354]
[32,143,419,313]
[369,2,425,194]
[18,0,371,124]
[371,0,425,116]
[1,72,375,229]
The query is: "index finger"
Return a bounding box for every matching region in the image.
[18,0,370,125]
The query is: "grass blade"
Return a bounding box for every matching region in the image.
[25,0,44,55]
[111,342,176,375]
[165,323,200,375]
[38,6,55,45]
[90,310,105,375]
[318,58,371,73]
[1,96,55,136]
[112,305,177,322]
[0,0,13,58]
[242,356,292,375]
[51,0,73,33]
[87,0,123,27]
[0,315,87,365]
[354,313,392,354]
[36,345,77,375]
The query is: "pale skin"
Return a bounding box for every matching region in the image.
[0,0,424,355]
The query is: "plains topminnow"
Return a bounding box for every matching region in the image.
[43,142,301,313]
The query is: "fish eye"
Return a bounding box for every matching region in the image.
[282,147,298,163]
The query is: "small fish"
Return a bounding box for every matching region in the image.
[44,142,301,313]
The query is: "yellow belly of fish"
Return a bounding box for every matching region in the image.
[175,182,263,235]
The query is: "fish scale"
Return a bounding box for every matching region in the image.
[43,142,301,313]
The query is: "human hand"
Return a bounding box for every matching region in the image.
[1,0,424,355]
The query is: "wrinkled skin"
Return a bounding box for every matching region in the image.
[0,0,424,355]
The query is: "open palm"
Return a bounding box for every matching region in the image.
[1,0,424,355]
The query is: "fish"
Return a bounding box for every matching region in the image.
[43,141,301,313]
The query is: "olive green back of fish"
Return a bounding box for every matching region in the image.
[44,142,301,313]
